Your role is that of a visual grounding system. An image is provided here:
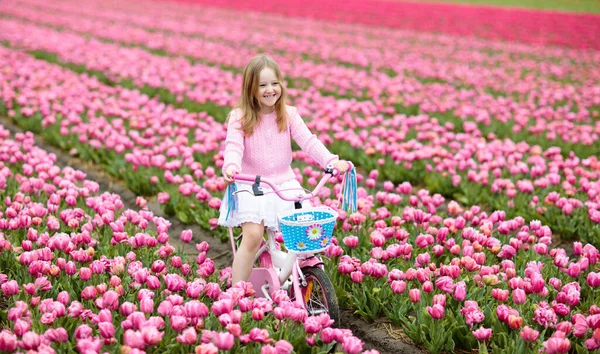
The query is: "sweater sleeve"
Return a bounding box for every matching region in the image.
[222,109,244,174]
[289,107,339,168]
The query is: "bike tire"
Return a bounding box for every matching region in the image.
[292,266,341,328]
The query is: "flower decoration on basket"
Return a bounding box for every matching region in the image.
[306,224,324,240]
[296,241,307,250]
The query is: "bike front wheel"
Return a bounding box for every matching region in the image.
[292,266,341,328]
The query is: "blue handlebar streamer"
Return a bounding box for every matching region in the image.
[225,184,238,221]
[341,167,357,213]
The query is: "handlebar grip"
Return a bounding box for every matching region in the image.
[325,161,354,176]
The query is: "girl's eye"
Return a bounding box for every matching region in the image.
[260,84,266,87]
[272,82,279,86]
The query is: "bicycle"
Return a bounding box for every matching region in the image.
[225,164,356,327]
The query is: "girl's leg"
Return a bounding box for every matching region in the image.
[231,221,265,285]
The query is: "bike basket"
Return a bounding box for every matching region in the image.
[278,207,338,254]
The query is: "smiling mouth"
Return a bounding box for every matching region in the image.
[263,94,277,98]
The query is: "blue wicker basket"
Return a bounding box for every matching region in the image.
[278,207,338,254]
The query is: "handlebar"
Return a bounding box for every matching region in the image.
[232,164,349,202]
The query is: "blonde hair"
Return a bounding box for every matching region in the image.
[235,55,288,136]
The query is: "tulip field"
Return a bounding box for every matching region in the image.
[0,0,599,353]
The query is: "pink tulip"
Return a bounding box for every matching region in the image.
[204,282,221,299]
[44,328,68,343]
[549,278,562,291]
[508,315,523,329]
[453,281,466,301]
[102,290,119,311]
[341,336,363,354]
[158,301,174,317]
[98,322,115,339]
[573,317,589,338]
[1,280,19,296]
[252,308,265,321]
[566,263,581,278]
[544,335,570,354]
[519,326,540,342]
[390,280,406,294]
[211,299,233,317]
[472,327,492,341]
[13,319,30,336]
[74,324,92,340]
[350,271,363,283]
[157,192,170,204]
[534,302,558,328]
[197,342,219,353]
[422,281,433,293]
[491,288,509,302]
[0,330,17,352]
[226,323,242,337]
[512,288,526,304]
[57,291,70,306]
[426,304,445,320]
[141,326,164,346]
[213,332,234,350]
[585,338,600,351]
[67,301,83,318]
[433,294,446,307]
[76,338,102,353]
[587,272,600,287]
[435,276,454,293]
[124,330,145,349]
[140,298,154,314]
[369,230,385,247]
[556,321,572,335]
[462,302,485,327]
[120,302,137,317]
[343,236,359,248]
[65,262,77,276]
[180,229,193,243]
[170,316,188,333]
[409,289,421,303]
[177,327,198,344]
[20,331,41,350]
[274,340,293,354]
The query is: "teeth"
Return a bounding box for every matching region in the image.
[264,94,276,98]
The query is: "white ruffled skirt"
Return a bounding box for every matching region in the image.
[218,178,310,231]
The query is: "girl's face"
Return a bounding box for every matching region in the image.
[256,67,281,114]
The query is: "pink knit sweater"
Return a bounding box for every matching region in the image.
[222,106,339,185]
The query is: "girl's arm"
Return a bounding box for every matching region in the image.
[222,110,244,175]
[289,106,339,168]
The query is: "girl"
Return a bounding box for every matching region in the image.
[218,55,351,285]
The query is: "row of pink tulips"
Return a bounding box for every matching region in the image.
[0,127,375,353]
[0,16,597,158]
[1,18,598,162]
[0,14,598,158]
[3,4,600,134]
[5,0,600,93]
[14,0,600,68]
[171,0,600,50]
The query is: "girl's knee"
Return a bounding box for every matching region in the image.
[241,223,264,252]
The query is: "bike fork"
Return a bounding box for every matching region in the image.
[291,261,307,307]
